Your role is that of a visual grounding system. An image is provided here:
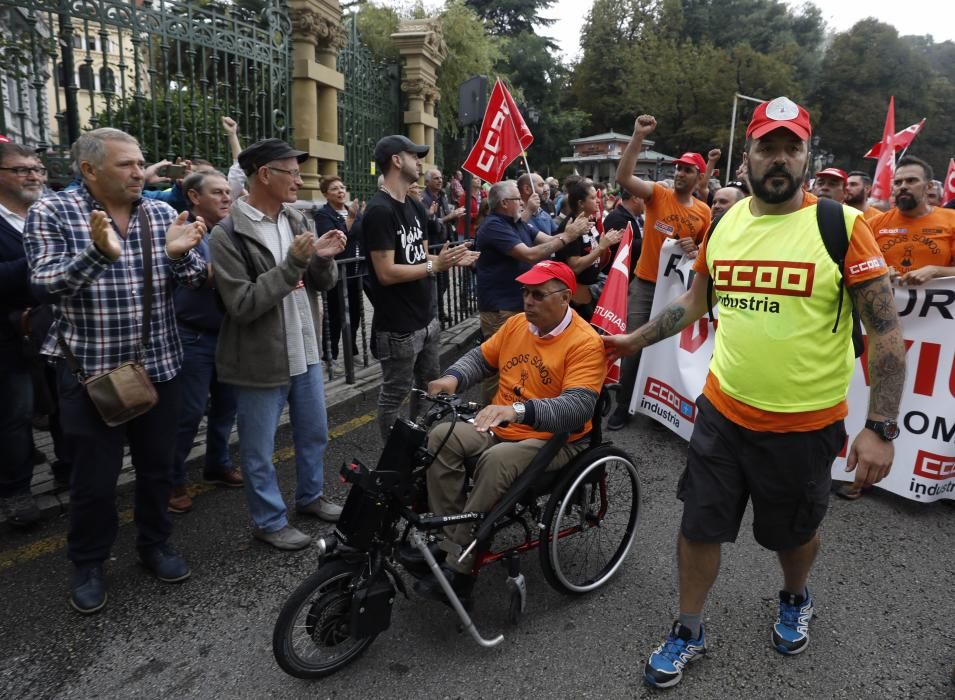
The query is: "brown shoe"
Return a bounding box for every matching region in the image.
[168,486,193,513]
[202,468,244,488]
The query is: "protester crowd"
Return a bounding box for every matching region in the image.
[0,95,952,676]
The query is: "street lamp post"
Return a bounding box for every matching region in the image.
[725,92,765,186]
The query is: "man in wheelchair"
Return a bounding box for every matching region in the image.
[412,260,607,605]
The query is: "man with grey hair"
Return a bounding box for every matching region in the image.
[25,127,209,614]
[517,172,556,234]
[210,138,347,550]
[0,141,49,527]
[422,168,464,244]
[475,179,589,401]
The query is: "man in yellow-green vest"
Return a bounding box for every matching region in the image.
[605,98,907,689]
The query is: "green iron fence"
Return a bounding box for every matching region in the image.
[336,14,401,202]
[0,0,291,185]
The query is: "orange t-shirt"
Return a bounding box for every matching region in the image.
[863,207,882,222]
[480,311,606,442]
[635,183,711,283]
[867,207,955,273]
[691,194,886,432]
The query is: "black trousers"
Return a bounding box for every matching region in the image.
[56,361,180,566]
[0,367,34,497]
[326,276,363,359]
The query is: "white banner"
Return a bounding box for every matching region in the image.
[631,240,955,502]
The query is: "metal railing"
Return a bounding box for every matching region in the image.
[319,245,479,384]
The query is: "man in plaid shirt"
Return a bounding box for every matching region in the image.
[24,128,207,614]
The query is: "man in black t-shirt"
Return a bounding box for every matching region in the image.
[364,135,479,440]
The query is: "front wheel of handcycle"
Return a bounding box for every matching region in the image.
[539,444,640,594]
[272,559,377,678]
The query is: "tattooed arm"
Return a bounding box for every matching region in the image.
[844,274,907,489]
[604,272,711,361]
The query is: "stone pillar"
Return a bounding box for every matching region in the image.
[391,19,447,174]
[288,0,347,200]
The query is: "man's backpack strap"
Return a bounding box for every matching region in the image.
[815,198,864,357]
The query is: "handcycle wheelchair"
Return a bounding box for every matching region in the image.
[272,388,641,678]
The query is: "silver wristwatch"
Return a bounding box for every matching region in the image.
[512,402,525,423]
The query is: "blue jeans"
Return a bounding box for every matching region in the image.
[230,363,328,532]
[172,327,237,486]
[0,369,34,497]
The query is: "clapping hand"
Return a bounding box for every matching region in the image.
[564,214,591,240]
[434,241,475,272]
[165,211,206,259]
[599,227,624,251]
[289,232,317,263]
[314,229,347,259]
[90,210,121,261]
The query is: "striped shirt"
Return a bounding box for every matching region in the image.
[24,184,207,382]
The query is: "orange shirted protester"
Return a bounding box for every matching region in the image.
[868,206,955,274]
[636,182,711,282]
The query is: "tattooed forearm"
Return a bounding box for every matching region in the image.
[849,275,906,419]
[635,303,688,348]
[849,275,901,334]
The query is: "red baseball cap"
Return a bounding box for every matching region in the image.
[814,167,848,183]
[0,135,9,143]
[746,96,812,141]
[515,260,577,294]
[673,152,706,173]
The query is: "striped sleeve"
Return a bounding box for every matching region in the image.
[445,346,495,391]
[525,387,598,433]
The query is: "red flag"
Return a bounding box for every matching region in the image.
[871,97,896,201]
[594,188,604,234]
[590,224,634,384]
[943,158,955,206]
[461,78,534,184]
[863,118,925,159]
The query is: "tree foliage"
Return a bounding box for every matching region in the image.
[465,0,555,35]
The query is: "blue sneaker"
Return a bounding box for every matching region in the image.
[139,544,191,583]
[645,621,706,688]
[773,589,813,655]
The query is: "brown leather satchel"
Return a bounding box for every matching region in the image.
[57,207,159,427]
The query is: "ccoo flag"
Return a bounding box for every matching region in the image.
[871,97,896,202]
[461,78,534,184]
[590,223,634,384]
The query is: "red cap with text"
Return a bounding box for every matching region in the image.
[515,260,577,294]
[746,96,812,140]
[814,167,848,183]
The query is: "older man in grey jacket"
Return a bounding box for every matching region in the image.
[210,139,346,550]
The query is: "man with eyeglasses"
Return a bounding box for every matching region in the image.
[0,142,48,527]
[412,260,607,605]
[474,179,590,402]
[210,138,347,551]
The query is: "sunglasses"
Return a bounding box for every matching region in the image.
[521,286,568,301]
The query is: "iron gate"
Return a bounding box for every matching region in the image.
[336,14,401,201]
[0,0,291,185]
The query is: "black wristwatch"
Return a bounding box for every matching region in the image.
[865,419,900,441]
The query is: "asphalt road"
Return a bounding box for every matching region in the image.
[1,389,953,699]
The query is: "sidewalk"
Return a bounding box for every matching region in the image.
[18,317,482,520]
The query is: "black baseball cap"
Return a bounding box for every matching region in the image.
[238,138,308,176]
[373,135,429,168]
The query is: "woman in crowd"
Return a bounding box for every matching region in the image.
[554,178,623,321]
[456,176,483,240]
[314,176,363,360]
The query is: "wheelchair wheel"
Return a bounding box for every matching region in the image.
[539,445,640,594]
[272,559,377,678]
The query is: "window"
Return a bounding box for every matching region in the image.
[78,64,94,90]
[99,67,115,93]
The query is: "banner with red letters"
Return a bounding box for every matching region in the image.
[631,240,955,502]
[461,78,534,184]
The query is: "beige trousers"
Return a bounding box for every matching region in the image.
[425,420,587,573]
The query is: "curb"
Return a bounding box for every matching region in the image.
[9,318,482,523]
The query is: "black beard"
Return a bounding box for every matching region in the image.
[844,192,864,206]
[896,194,919,211]
[750,167,802,204]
